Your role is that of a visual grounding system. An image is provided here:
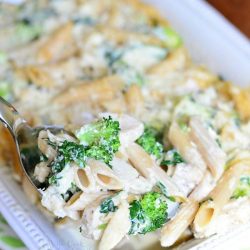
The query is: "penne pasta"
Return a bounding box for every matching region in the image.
[118,114,144,147]
[82,194,113,240]
[37,22,77,63]
[160,170,215,247]
[87,159,123,190]
[125,84,144,116]
[98,26,165,47]
[189,117,226,180]
[148,47,189,75]
[37,130,57,160]
[193,161,249,233]
[168,121,207,182]
[231,87,250,121]
[53,75,124,106]
[17,65,56,88]
[65,192,106,211]
[74,166,97,193]
[161,199,199,247]
[101,96,127,114]
[126,142,183,198]
[111,157,152,194]
[189,170,216,202]
[98,201,130,250]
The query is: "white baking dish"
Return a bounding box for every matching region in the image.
[0,0,250,249]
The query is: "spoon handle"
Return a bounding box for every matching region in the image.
[0,97,26,137]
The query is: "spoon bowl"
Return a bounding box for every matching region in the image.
[0,97,64,192]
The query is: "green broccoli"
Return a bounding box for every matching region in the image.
[15,21,42,44]
[154,26,182,49]
[48,141,87,185]
[47,117,121,184]
[156,182,176,202]
[136,127,163,159]
[76,116,120,165]
[161,149,185,167]
[58,141,87,167]
[231,176,250,199]
[129,192,168,235]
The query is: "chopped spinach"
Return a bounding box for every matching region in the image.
[100,197,118,214]
[156,182,176,202]
[61,183,80,202]
[161,149,185,167]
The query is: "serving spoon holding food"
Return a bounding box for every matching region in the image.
[0,96,63,191]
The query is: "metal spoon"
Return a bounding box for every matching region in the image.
[0,97,64,191]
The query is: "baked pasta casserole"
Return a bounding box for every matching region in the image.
[1,0,250,249]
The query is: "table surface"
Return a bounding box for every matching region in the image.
[207,0,250,38]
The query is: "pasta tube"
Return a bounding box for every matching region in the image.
[53,75,124,106]
[160,170,216,247]
[193,161,249,233]
[189,117,226,180]
[74,166,97,193]
[168,121,206,181]
[17,65,56,88]
[161,199,199,247]
[148,47,189,75]
[189,170,216,202]
[87,159,123,190]
[37,22,77,63]
[98,26,164,47]
[99,201,130,250]
[125,84,144,116]
[126,142,183,198]
[65,192,106,211]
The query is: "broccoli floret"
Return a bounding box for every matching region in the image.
[136,127,163,159]
[48,117,120,184]
[231,176,250,199]
[15,21,42,44]
[129,192,168,235]
[59,141,87,167]
[76,116,120,164]
[86,145,113,165]
[161,149,185,167]
[154,26,182,49]
[48,141,87,185]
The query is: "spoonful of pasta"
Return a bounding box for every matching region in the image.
[0,96,182,201]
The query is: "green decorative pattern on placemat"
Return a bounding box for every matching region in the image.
[0,214,26,250]
[0,236,25,248]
